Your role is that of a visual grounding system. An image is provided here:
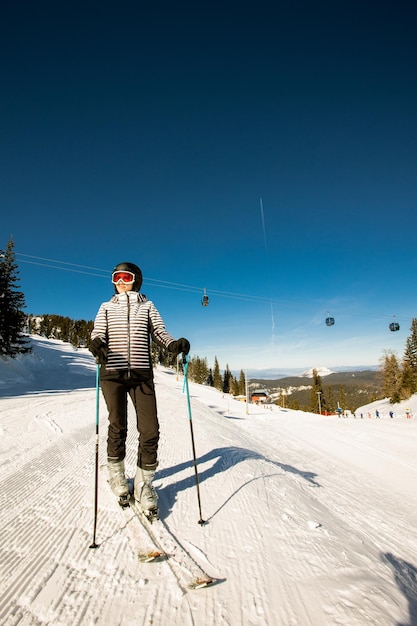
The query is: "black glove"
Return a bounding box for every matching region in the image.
[168,338,190,357]
[89,336,108,365]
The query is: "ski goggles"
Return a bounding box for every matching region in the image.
[112,271,135,285]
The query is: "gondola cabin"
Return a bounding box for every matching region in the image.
[389,321,400,332]
[201,289,209,307]
[325,316,335,327]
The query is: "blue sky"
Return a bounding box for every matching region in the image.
[2,1,416,373]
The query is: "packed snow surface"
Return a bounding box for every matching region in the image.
[1,336,417,625]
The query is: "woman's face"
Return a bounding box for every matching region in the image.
[116,282,133,293]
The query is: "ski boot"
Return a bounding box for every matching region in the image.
[134,467,159,521]
[108,459,130,507]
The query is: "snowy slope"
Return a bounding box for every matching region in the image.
[1,336,417,626]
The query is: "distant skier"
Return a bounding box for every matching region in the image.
[89,261,190,518]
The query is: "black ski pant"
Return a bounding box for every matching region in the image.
[100,368,159,470]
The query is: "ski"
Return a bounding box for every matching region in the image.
[188,578,214,590]
[113,476,216,591]
[137,550,166,563]
[128,497,215,591]
[116,494,168,563]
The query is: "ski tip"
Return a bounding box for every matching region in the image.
[138,550,166,563]
[188,577,215,590]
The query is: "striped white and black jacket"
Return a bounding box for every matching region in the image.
[91,291,175,370]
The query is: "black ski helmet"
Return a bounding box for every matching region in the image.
[112,262,143,292]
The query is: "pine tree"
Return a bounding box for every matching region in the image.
[0,238,30,357]
[338,385,347,411]
[71,318,94,347]
[403,318,417,394]
[222,363,232,393]
[238,370,246,396]
[188,356,209,384]
[325,385,335,413]
[229,375,239,396]
[206,368,214,386]
[309,369,325,413]
[213,357,222,391]
[400,360,415,399]
[380,351,402,403]
[151,341,163,366]
[278,388,286,407]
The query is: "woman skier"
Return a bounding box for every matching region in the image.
[89,261,190,519]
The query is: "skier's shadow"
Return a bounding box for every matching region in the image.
[156,446,320,521]
[383,552,417,626]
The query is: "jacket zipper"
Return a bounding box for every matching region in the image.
[127,294,131,377]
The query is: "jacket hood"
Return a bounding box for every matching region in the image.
[111,291,148,304]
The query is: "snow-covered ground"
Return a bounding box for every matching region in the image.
[1,336,417,626]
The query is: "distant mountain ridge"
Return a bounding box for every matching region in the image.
[249,369,379,388]
[248,368,381,412]
[242,365,378,380]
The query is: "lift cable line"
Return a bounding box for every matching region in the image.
[15,251,295,305]
[15,251,410,328]
[16,253,107,274]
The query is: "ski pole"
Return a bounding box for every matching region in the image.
[183,355,206,525]
[89,363,101,548]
